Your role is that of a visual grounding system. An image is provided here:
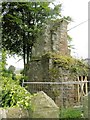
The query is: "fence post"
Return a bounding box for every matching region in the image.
[22,79,24,87]
[85,76,88,94]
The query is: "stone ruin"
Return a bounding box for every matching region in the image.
[27,19,78,107]
[32,19,70,57]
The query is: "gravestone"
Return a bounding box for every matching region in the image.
[83,92,90,118]
[31,91,59,118]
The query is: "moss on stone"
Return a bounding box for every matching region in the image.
[43,52,89,76]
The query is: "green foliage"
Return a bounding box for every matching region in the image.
[0,48,33,111]
[1,76,33,111]
[1,49,7,71]
[8,65,15,73]
[2,2,63,69]
[63,16,73,22]
[2,67,16,81]
[67,35,74,50]
[49,68,59,78]
[15,74,28,86]
[43,52,89,76]
[1,49,16,80]
[59,107,82,118]
[0,57,33,111]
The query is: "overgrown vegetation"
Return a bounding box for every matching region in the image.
[2,2,72,74]
[59,107,83,118]
[42,52,89,76]
[2,2,62,72]
[1,1,89,118]
[0,49,33,111]
[1,77,33,110]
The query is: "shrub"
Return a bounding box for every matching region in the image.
[1,76,33,111]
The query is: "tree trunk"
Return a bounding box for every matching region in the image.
[23,44,26,75]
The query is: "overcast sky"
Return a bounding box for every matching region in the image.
[58,0,89,59]
[6,0,89,69]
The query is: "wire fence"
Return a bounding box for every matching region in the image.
[22,76,90,118]
[22,77,89,104]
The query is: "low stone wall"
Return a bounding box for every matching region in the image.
[0,108,6,120]
[0,107,29,119]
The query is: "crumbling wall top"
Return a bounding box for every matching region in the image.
[32,19,69,58]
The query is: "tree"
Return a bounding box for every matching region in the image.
[2,2,63,73]
[1,49,7,71]
[8,65,15,73]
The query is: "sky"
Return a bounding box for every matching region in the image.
[58,0,89,59]
[6,0,89,69]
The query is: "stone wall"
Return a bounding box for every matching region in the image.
[27,55,77,107]
[0,107,29,119]
[27,19,79,107]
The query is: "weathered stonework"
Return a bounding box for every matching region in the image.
[0,107,29,119]
[27,19,87,107]
[31,91,59,118]
[32,19,69,57]
[27,54,78,107]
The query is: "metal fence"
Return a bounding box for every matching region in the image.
[22,76,90,106]
[22,76,90,118]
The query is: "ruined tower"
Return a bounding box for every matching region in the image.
[32,19,69,57]
[27,19,75,107]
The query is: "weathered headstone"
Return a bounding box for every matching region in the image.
[31,91,59,118]
[83,92,90,118]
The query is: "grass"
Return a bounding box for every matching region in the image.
[59,107,83,119]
